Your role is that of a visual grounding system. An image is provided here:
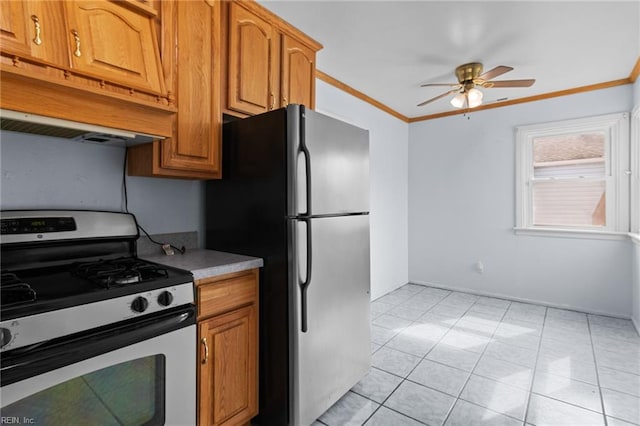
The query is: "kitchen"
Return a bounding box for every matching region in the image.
[1,1,639,425]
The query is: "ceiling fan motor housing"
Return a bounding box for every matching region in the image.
[455,62,483,83]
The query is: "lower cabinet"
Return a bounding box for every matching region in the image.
[196,269,259,426]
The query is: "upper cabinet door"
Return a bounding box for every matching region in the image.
[65,0,164,94]
[227,2,276,116]
[0,1,31,56]
[161,0,221,175]
[26,1,69,65]
[1,1,68,65]
[281,34,316,109]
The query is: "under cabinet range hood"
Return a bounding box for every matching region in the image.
[0,109,164,147]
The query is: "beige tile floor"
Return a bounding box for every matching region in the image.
[314,284,640,426]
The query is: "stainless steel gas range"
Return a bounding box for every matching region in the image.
[0,210,196,425]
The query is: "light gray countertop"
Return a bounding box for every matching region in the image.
[141,249,263,281]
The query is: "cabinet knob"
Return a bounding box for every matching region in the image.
[71,29,81,57]
[269,93,275,110]
[31,15,42,46]
[283,96,288,106]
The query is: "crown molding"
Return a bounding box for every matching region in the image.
[629,56,640,82]
[409,79,631,123]
[315,70,409,122]
[316,57,640,123]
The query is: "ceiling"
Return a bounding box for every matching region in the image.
[258,1,640,120]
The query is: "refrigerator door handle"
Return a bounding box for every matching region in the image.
[299,107,312,217]
[299,217,312,333]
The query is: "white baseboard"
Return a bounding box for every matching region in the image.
[409,279,633,320]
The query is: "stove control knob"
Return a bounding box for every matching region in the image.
[0,328,12,349]
[131,296,149,313]
[157,291,174,307]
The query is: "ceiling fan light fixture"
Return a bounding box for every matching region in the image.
[467,88,483,108]
[450,93,466,108]
[418,63,534,110]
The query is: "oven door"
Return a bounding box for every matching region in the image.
[0,305,196,426]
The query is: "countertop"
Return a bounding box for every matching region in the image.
[141,249,263,281]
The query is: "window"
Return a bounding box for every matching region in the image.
[516,112,630,237]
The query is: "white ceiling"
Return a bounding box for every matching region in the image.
[258,1,640,119]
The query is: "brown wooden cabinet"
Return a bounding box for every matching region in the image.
[127,0,222,179]
[226,1,276,116]
[0,0,68,64]
[223,0,321,117]
[2,0,320,180]
[0,0,174,138]
[0,1,31,56]
[64,0,164,93]
[196,269,259,426]
[281,33,316,110]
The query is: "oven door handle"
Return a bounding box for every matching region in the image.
[0,305,196,387]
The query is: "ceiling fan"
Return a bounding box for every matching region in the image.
[417,62,535,109]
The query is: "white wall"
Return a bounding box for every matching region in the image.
[0,131,204,241]
[0,80,410,302]
[315,80,409,300]
[409,85,634,317]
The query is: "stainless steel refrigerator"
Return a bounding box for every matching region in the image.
[205,105,371,426]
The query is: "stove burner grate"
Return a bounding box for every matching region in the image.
[1,272,37,306]
[71,258,169,289]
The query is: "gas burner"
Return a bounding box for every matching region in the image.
[71,258,169,289]
[1,272,37,306]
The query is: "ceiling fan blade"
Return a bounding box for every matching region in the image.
[477,65,513,81]
[417,89,458,107]
[420,82,459,87]
[483,79,536,88]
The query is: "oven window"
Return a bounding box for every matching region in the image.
[1,355,165,425]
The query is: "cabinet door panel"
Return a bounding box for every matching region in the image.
[281,34,315,109]
[26,1,69,65]
[160,0,221,174]
[199,305,258,426]
[1,1,68,65]
[227,3,275,115]
[0,1,30,55]
[66,0,163,93]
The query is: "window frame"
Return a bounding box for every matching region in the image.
[515,112,630,239]
[631,105,640,235]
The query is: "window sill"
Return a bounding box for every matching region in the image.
[629,233,640,245]
[513,227,630,241]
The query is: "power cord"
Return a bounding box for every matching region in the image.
[138,224,186,255]
[122,149,186,255]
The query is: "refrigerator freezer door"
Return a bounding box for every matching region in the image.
[288,106,370,217]
[289,214,371,426]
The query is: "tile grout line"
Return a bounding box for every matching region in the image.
[440,298,517,425]
[375,285,640,426]
[358,285,446,425]
[522,305,548,426]
[359,286,449,425]
[399,296,479,425]
[331,285,639,426]
[587,315,610,426]
[364,287,456,424]
[517,308,620,423]
[362,288,475,425]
